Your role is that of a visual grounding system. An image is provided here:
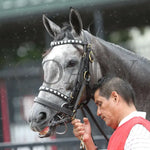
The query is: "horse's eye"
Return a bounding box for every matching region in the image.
[66,60,77,68]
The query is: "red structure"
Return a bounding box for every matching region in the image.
[0,80,10,142]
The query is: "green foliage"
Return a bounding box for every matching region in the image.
[107,29,131,44]
[0,42,43,68]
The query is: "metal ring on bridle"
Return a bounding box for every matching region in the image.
[87,43,91,49]
[82,52,86,58]
[55,115,68,135]
[70,92,74,99]
[89,51,94,63]
[84,71,91,82]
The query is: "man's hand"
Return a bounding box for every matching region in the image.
[72,117,97,150]
[71,117,91,142]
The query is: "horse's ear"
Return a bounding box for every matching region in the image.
[69,8,83,35]
[43,14,61,38]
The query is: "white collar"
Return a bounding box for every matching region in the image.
[118,111,146,127]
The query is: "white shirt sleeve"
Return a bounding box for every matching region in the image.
[124,124,150,150]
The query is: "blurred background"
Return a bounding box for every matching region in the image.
[0,0,150,149]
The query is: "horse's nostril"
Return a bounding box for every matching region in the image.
[38,112,47,121]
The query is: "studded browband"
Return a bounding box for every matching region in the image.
[50,39,86,47]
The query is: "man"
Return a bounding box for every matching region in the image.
[72,76,150,150]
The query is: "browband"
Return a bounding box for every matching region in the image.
[50,39,87,47]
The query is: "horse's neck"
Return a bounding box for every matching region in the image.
[93,38,150,80]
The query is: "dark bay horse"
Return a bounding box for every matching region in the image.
[28,8,150,138]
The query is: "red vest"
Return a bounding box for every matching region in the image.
[107,117,150,150]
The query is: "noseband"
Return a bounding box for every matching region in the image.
[34,39,93,128]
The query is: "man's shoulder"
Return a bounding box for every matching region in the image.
[124,124,150,149]
[130,124,150,136]
[128,116,150,130]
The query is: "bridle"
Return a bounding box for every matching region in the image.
[34,38,94,129]
[34,38,109,145]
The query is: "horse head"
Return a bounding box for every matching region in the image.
[28,8,102,137]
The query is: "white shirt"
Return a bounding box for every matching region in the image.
[118,111,150,150]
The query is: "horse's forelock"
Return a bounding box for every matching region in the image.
[55,23,74,41]
[42,24,74,57]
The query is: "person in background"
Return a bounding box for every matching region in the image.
[72,76,150,150]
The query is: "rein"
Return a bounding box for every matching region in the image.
[34,39,93,125]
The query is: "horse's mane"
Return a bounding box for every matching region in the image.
[99,38,150,65]
[81,28,150,65]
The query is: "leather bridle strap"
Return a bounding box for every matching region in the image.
[34,97,73,116]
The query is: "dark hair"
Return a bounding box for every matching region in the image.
[93,76,136,105]
[55,23,74,41]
